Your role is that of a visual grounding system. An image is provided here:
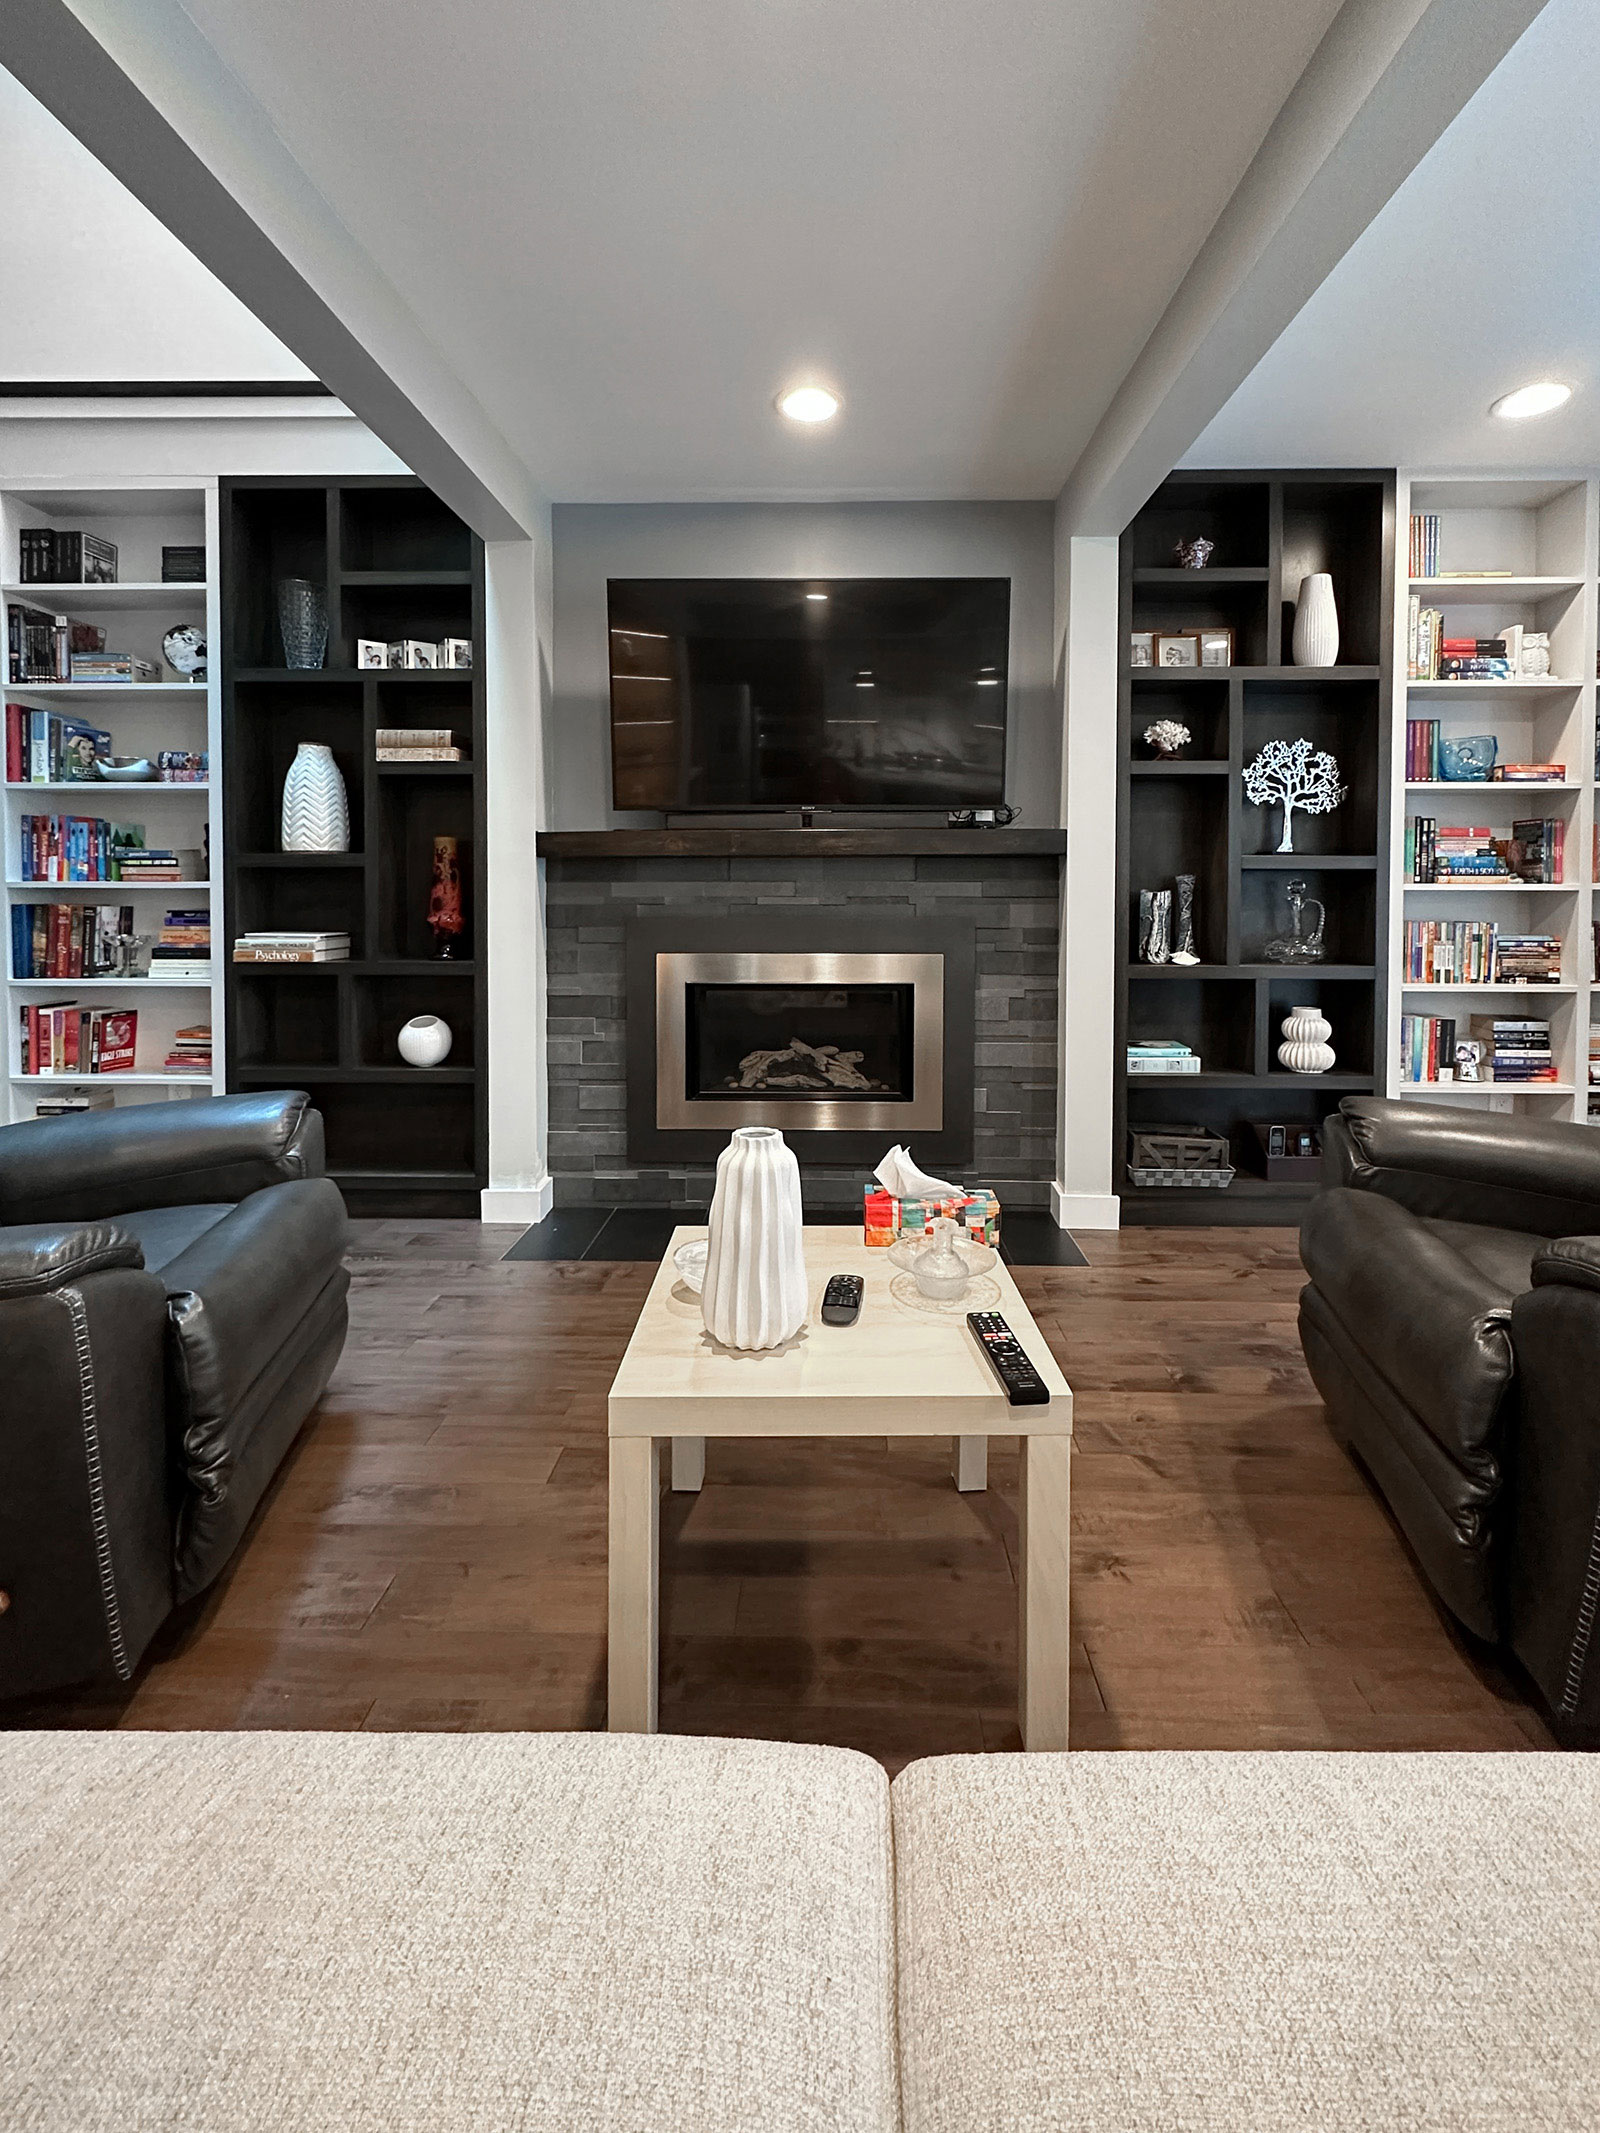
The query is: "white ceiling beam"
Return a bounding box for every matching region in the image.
[1,0,544,540]
[1058,0,1550,536]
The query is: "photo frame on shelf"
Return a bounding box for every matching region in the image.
[1129,630,1154,668]
[1155,631,1201,669]
[1198,628,1234,668]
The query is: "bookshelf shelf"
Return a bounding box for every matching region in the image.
[4,480,222,1115]
[1117,470,1394,1223]
[1393,476,1599,1121]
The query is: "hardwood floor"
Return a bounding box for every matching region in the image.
[14,1221,1554,1765]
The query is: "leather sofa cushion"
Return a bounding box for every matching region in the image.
[114,1203,231,1276]
[0,1221,144,1298]
[1419,1218,1538,1298]
[1300,1188,1515,1475]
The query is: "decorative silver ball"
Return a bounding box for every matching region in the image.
[163,625,207,680]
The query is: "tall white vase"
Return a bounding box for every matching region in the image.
[1278,1004,1336,1075]
[1292,572,1340,668]
[701,1126,808,1351]
[281,742,349,852]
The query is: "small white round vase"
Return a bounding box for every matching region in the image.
[1278,1004,1336,1075]
[397,1014,452,1067]
[280,741,349,852]
[700,1126,808,1351]
[1292,572,1340,668]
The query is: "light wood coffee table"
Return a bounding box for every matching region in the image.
[607,1225,1073,1749]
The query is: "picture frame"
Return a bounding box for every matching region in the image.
[1198,627,1234,668]
[1129,630,1154,668]
[1155,631,1202,670]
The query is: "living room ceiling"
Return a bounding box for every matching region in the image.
[1186,0,1593,471]
[144,0,1345,503]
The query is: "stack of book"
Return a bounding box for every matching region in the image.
[18,529,117,583]
[152,906,211,978]
[1406,821,1508,883]
[375,726,462,763]
[163,1025,212,1075]
[1494,934,1563,984]
[9,902,136,978]
[1406,719,1442,780]
[155,750,208,783]
[1400,1012,1457,1084]
[1471,1016,1557,1083]
[1127,1040,1199,1076]
[1407,600,1445,680]
[7,607,105,683]
[1496,761,1567,782]
[1590,1028,1600,1087]
[4,706,112,781]
[114,845,204,884]
[68,652,160,686]
[1438,638,1512,682]
[17,1003,137,1074]
[1404,919,1498,985]
[1408,513,1441,577]
[1508,818,1565,883]
[32,1088,115,1116]
[232,931,351,964]
[18,813,142,883]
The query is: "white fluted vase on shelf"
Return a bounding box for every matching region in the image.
[1292,572,1339,668]
[1278,1004,1336,1076]
[280,742,349,852]
[700,1126,808,1351]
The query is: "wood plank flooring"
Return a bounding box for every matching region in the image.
[13,1221,1553,1765]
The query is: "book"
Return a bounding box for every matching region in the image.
[376,746,463,762]
[67,653,160,685]
[1400,1013,1457,1084]
[32,1089,116,1114]
[18,529,118,584]
[1408,514,1440,578]
[375,728,454,749]
[17,1003,137,1074]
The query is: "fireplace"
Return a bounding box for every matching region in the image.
[626,914,973,1167]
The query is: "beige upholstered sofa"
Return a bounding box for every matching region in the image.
[4,1732,1596,2131]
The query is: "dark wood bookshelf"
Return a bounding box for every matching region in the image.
[221,476,487,1217]
[1116,470,1394,1226]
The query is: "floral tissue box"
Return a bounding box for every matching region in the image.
[863,1185,1000,1249]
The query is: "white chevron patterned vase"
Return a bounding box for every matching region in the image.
[701,1127,808,1351]
[280,742,349,852]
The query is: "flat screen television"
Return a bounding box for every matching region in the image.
[607,577,1009,812]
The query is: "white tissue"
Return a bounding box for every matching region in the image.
[874,1144,962,1201]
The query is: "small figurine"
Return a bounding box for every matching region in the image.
[1174,537,1215,570]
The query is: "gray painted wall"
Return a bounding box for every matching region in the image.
[548,500,1058,829]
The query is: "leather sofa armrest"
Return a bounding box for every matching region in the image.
[1532,1237,1600,1294]
[0,1092,325,1226]
[1325,1096,1600,1236]
[161,1178,348,1501]
[0,1222,144,1298]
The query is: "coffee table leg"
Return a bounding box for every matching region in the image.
[1018,1433,1071,1750]
[608,1435,660,1732]
[954,1435,988,1492]
[671,1436,706,1492]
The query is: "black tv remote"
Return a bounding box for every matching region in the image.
[967,1312,1050,1404]
[821,1274,864,1326]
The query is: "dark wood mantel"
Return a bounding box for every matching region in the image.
[536,827,1067,858]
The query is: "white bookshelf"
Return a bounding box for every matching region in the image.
[1388,476,1599,1119]
[3,482,223,1119]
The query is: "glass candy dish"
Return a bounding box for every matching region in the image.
[887,1216,997,1300]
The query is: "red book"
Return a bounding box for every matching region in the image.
[4,703,24,784]
[96,1008,137,1072]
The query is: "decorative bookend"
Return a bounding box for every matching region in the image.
[701,1126,808,1351]
[280,742,349,852]
[428,835,465,957]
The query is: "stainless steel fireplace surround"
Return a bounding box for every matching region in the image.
[624,911,976,1169]
[655,951,945,1132]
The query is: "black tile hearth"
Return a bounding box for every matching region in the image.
[503,1205,1088,1266]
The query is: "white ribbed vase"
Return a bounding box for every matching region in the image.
[281,742,349,852]
[1292,572,1339,668]
[1278,1004,1336,1075]
[701,1127,808,1351]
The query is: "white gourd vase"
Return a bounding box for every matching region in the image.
[1278,1004,1336,1075]
[281,742,349,852]
[701,1126,808,1351]
[397,1015,452,1066]
[1292,572,1339,668]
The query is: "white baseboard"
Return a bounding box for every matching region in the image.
[1050,1183,1120,1231]
[480,1176,554,1224]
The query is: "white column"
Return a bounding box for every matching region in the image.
[1052,528,1121,1229]
[481,520,556,1221]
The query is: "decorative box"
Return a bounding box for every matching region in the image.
[357,639,389,669]
[439,638,473,669]
[388,639,438,669]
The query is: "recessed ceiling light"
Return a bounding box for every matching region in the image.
[806,590,828,602]
[1490,380,1572,420]
[777,384,840,424]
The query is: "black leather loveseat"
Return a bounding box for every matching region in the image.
[0,1091,348,1699]
[1300,1095,1600,1743]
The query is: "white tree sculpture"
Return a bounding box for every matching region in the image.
[1242,738,1346,853]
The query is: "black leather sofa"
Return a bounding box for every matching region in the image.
[0,1091,348,1699]
[1300,1095,1600,1743]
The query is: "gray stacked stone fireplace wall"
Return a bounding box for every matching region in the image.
[545,852,1060,1209]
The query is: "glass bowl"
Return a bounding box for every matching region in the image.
[672,1239,708,1294]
